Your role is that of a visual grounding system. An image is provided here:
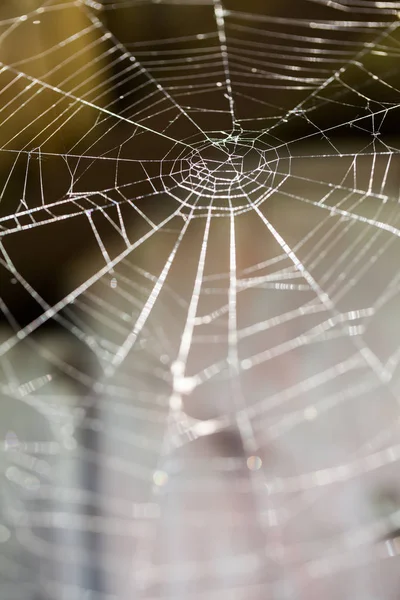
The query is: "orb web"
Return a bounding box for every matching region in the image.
[0,1,400,599]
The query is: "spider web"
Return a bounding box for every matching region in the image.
[0,0,400,598]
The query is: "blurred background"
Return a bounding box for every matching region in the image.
[1,0,400,599]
